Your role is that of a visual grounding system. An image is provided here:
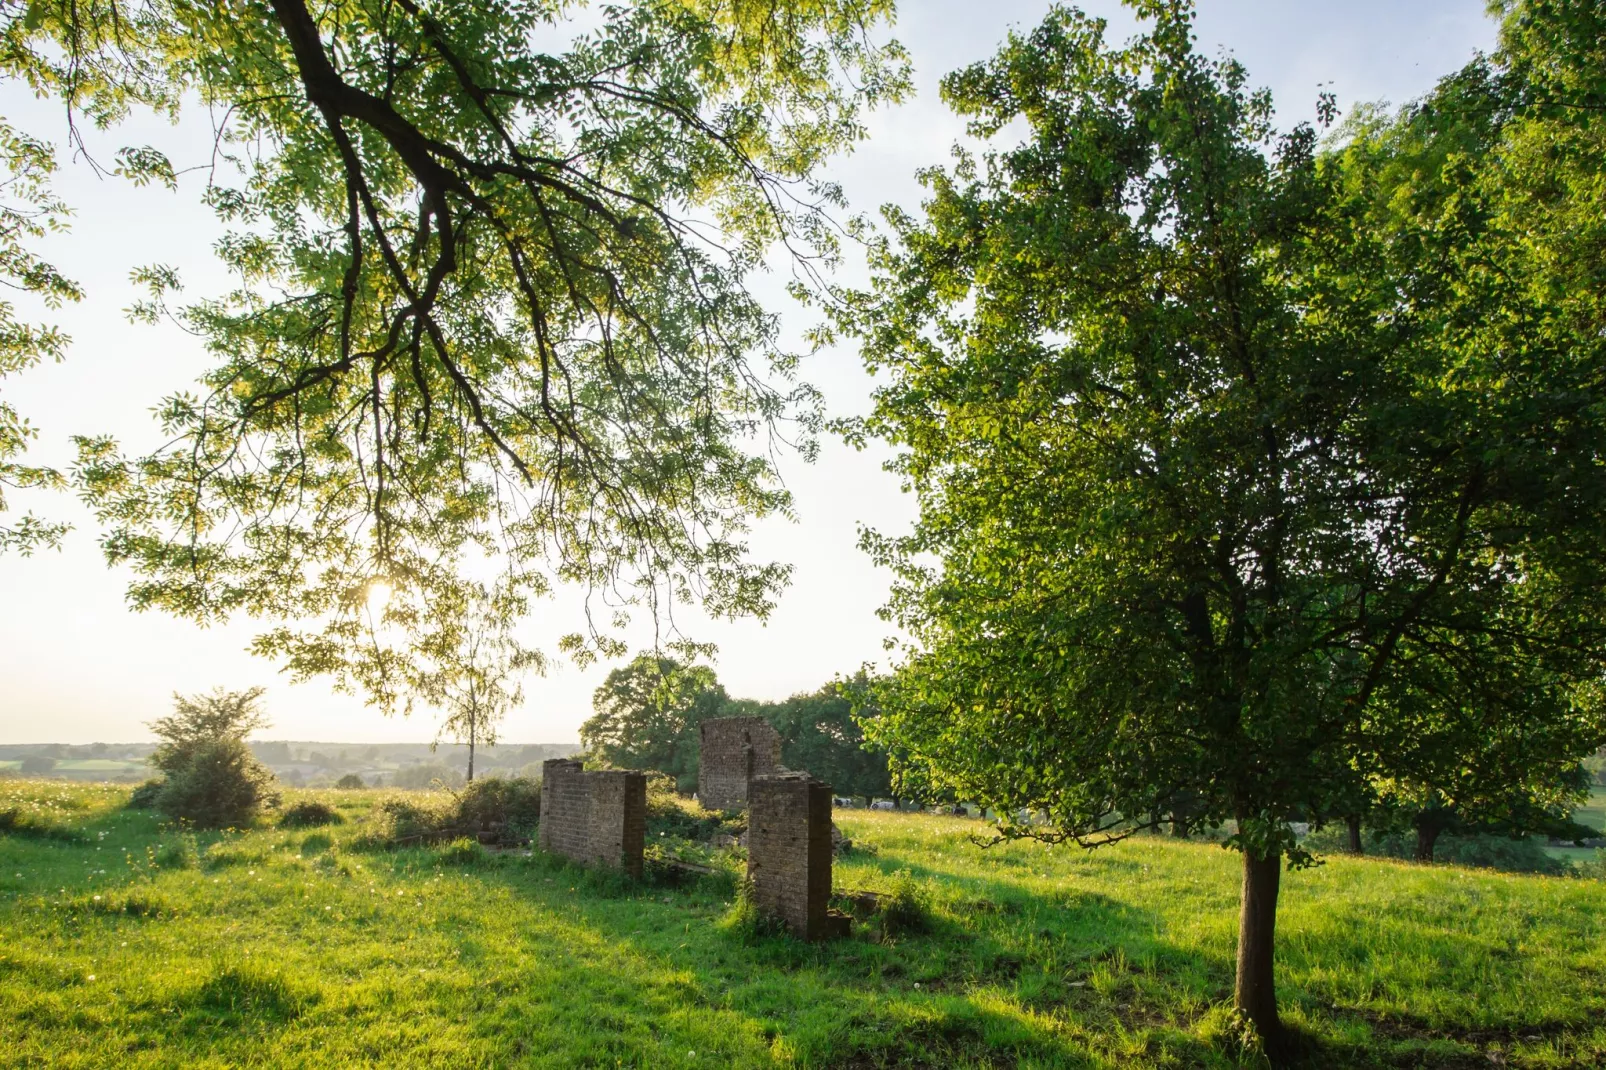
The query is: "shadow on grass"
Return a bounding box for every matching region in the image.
[445,847,1233,1069]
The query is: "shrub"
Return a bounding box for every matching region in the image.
[146,688,280,828]
[279,801,343,828]
[156,738,280,829]
[127,780,164,810]
[154,833,200,870]
[334,773,365,789]
[646,786,742,844]
[877,869,932,937]
[351,795,453,848]
[434,837,484,866]
[720,876,783,941]
[452,777,541,844]
[18,756,55,775]
[1369,831,1567,874]
[1574,849,1606,879]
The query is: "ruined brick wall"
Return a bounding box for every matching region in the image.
[537,759,645,878]
[747,773,833,939]
[698,716,782,811]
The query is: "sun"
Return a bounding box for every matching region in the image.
[365,580,393,614]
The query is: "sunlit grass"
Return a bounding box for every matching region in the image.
[2,780,1604,1067]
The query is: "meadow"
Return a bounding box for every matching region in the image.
[2,778,1604,1068]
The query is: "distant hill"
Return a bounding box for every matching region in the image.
[0,740,582,786]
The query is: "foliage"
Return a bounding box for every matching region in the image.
[835,0,1606,1042]
[143,688,279,828]
[153,832,199,870]
[352,795,453,849]
[126,779,163,810]
[0,110,83,554]
[450,775,541,845]
[581,653,728,791]
[17,756,55,775]
[432,837,484,867]
[749,672,893,803]
[278,801,343,829]
[874,869,931,937]
[1373,831,1567,876]
[148,687,272,779]
[645,783,741,845]
[155,739,280,829]
[333,774,365,790]
[417,597,543,782]
[38,0,908,713]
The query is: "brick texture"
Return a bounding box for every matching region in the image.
[747,773,834,940]
[537,759,645,879]
[698,716,782,811]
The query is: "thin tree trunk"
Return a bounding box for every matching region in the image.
[467,708,476,783]
[1235,850,1283,1048]
[1345,814,1363,855]
[1414,822,1441,862]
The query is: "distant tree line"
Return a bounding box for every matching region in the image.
[579,653,895,805]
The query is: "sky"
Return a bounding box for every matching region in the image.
[0,1,1499,745]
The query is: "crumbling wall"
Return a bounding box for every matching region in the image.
[698,716,782,811]
[747,773,840,940]
[537,759,645,878]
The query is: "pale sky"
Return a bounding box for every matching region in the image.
[0,1,1498,744]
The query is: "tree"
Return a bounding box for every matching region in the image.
[761,673,891,804]
[418,592,543,782]
[148,687,279,826]
[581,653,727,791]
[839,1,1606,1049]
[15,0,909,710]
[18,755,55,775]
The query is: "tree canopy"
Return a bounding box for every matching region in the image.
[0,0,908,707]
[839,0,1606,1046]
[581,652,728,791]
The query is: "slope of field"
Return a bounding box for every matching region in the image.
[1,779,1603,1068]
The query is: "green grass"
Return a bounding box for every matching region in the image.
[2,779,1605,1068]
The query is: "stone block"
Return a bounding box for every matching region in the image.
[697,716,782,811]
[537,759,645,878]
[747,772,842,940]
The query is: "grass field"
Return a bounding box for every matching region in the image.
[2,779,1605,1068]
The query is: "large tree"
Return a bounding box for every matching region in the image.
[580,651,727,790]
[840,0,1606,1049]
[1,0,906,703]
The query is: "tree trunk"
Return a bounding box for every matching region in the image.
[1171,814,1190,838]
[1345,814,1363,855]
[1235,850,1283,1048]
[467,709,476,783]
[1414,821,1441,862]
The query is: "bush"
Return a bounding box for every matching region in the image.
[877,869,932,937]
[452,777,541,845]
[334,773,365,789]
[154,833,200,870]
[279,800,343,828]
[1369,830,1568,875]
[155,739,280,829]
[352,795,453,848]
[646,785,742,844]
[721,876,784,941]
[434,837,484,866]
[18,755,55,775]
[127,779,164,810]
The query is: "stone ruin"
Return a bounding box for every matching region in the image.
[746,772,849,940]
[697,716,782,811]
[537,758,646,879]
